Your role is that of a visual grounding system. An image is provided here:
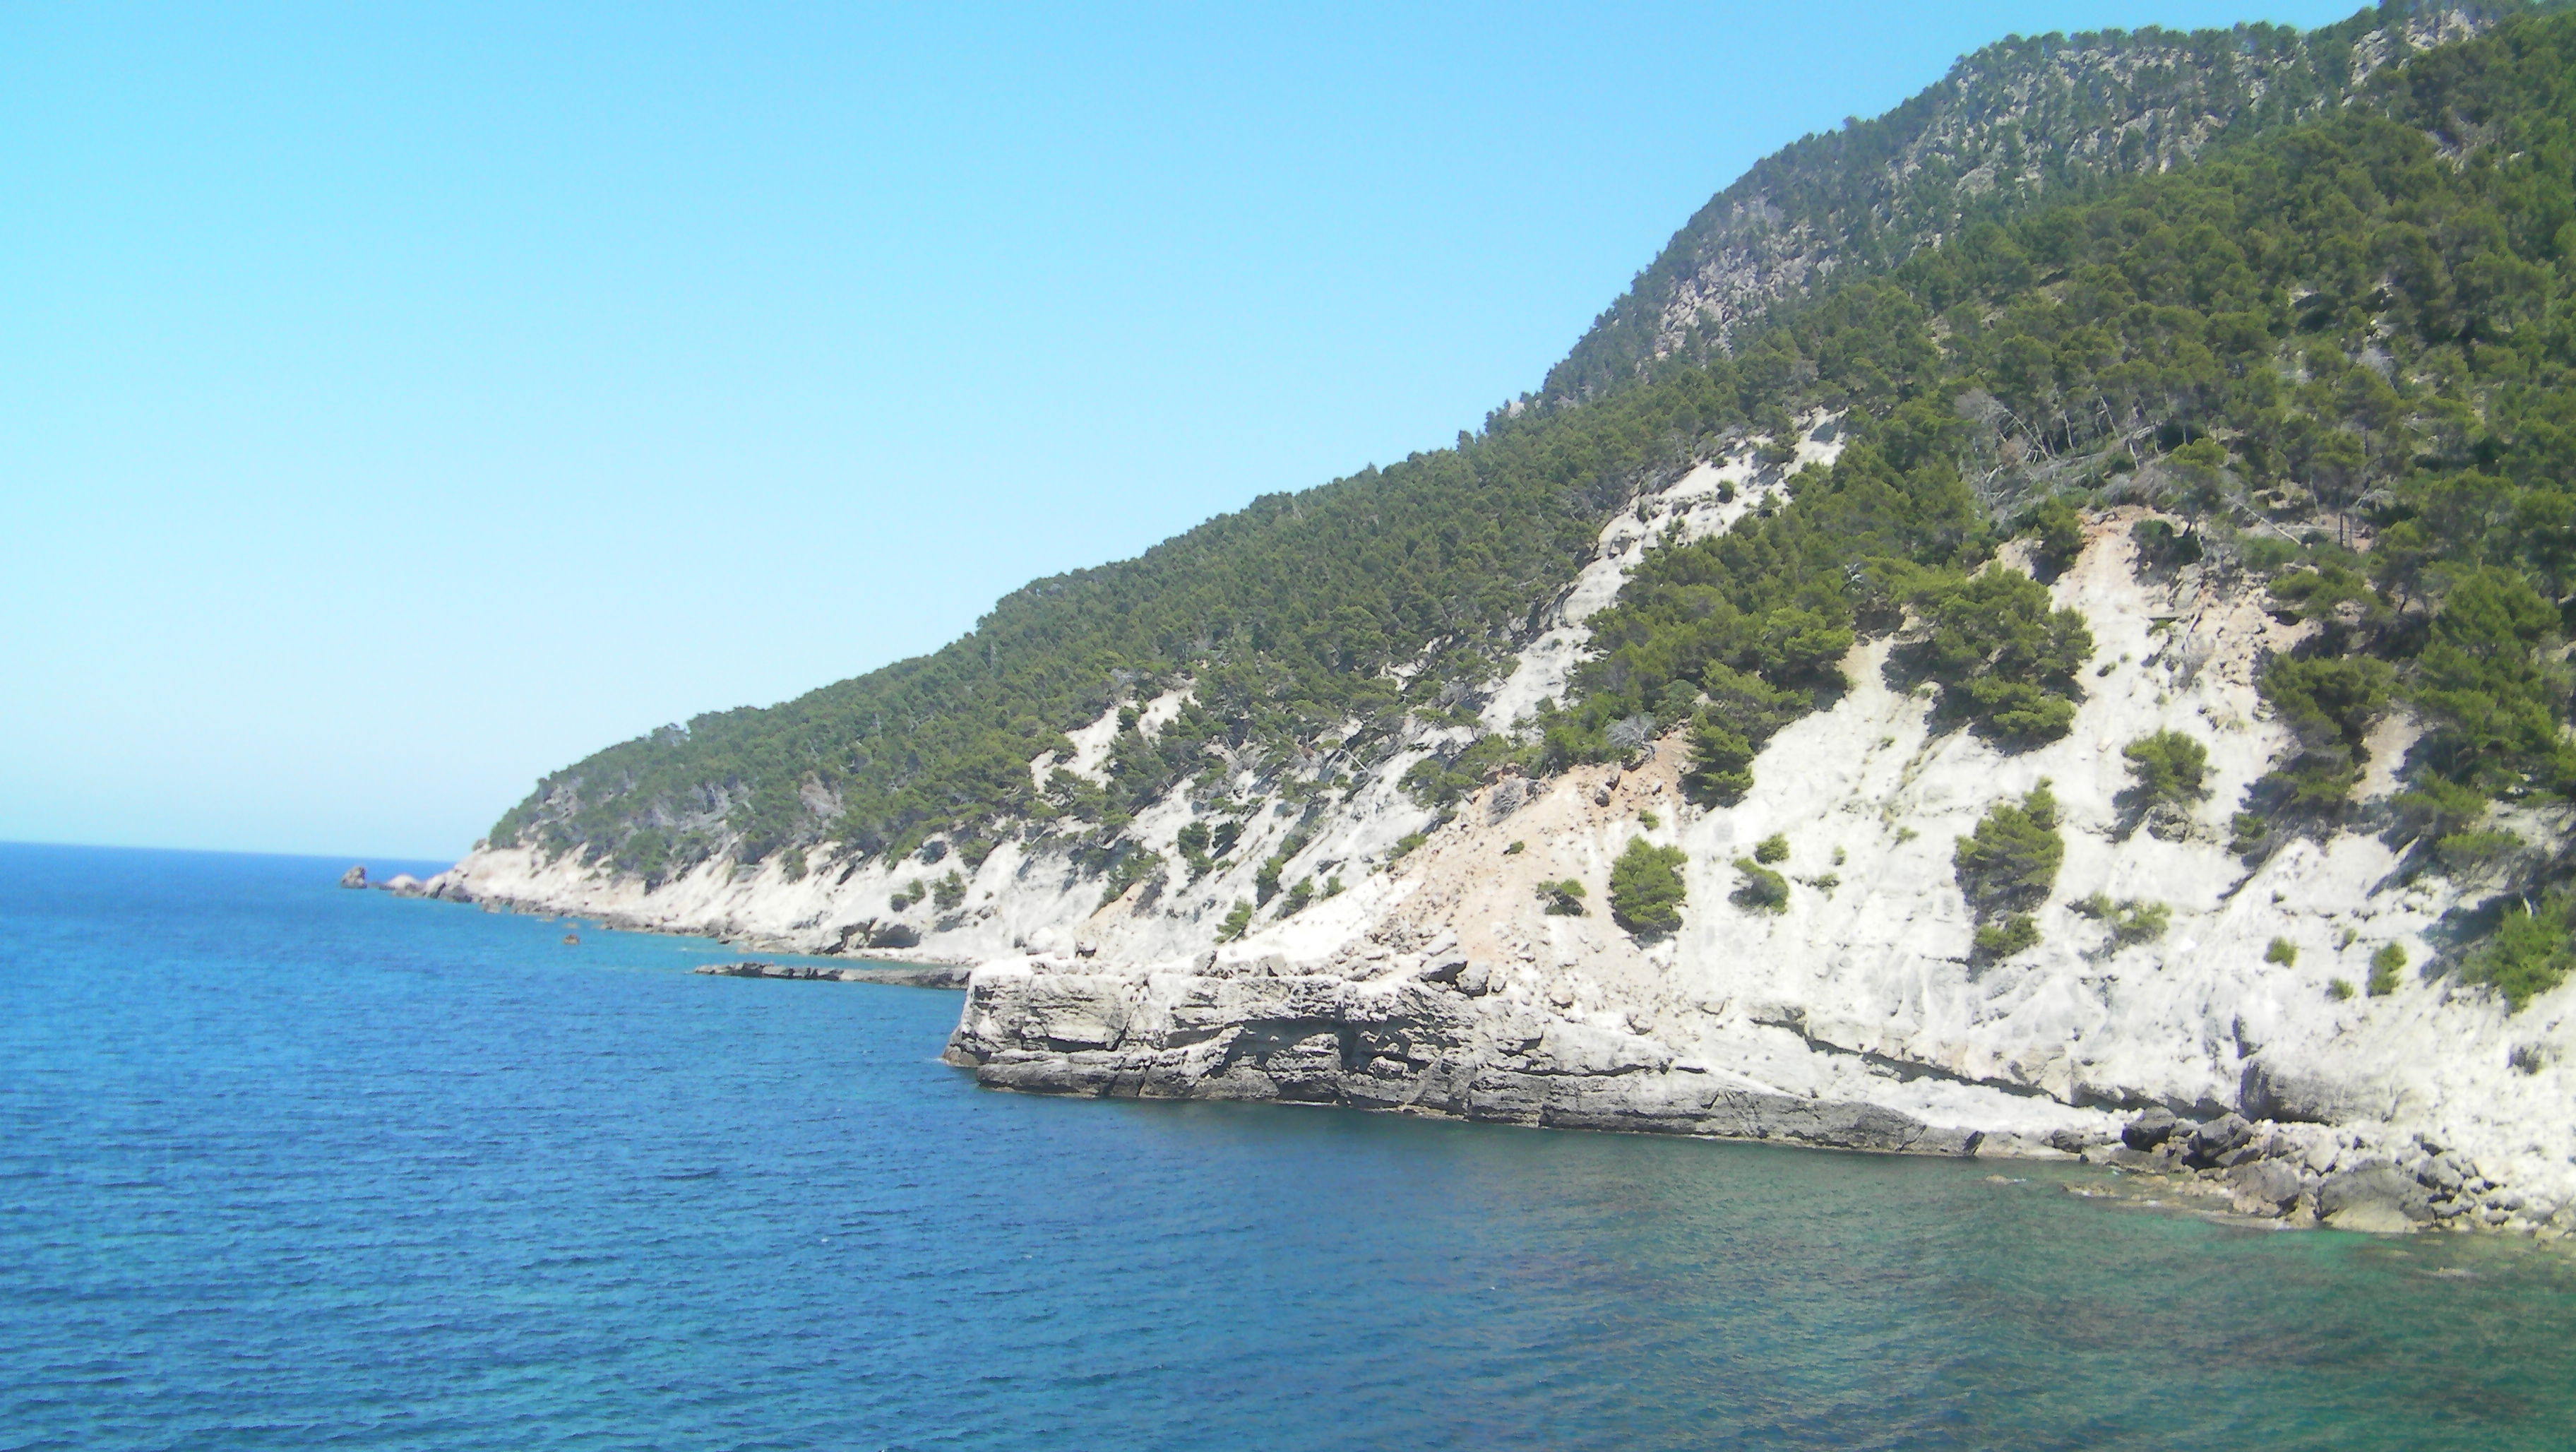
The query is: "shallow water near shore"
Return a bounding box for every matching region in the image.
[7,842,2576,1450]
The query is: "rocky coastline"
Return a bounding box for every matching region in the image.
[943,949,2576,1241]
[694,958,972,989]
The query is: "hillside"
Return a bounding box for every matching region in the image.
[434,3,2576,1234]
[1540,2,2502,403]
[486,1,2528,890]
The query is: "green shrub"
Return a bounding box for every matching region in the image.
[2022,496,2085,580]
[1753,833,1790,864]
[1503,841,1525,855]
[1280,879,1315,916]
[1973,912,2041,961]
[2119,730,2210,811]
[1953,782,2063,921]
[1682,720,1756,807]
[2327,977,2356,1001]
[1254,831,1309,904]
[933,870,968,911]
[1537,879,1587,915]
[2390,775,2488,845]
[2255,655,2395,810]
[1730,858,1789,914]
[1610,838,1690,934]
[2368,942,2406,996]
[2264,937,2298,966]
[1177,821,1215,880]
[1920,571,2094,746]
[1400,734,1522,809]
[2434,829,2523,876]
[2229,812,2270,856]
[2073,894,2170,948]
[1390,831,1429,860]
[1216,900,1255,941]
[2466,894,2575,1011]
[1638,809,1662,830]
[1679,665,1809,807]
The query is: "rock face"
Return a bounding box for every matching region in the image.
[338,865,367,889]
[945,957,1987,1155]
[696,958,972,989]
[424,503,2576,1240]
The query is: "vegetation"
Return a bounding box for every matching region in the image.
[489,6,2576,989]
[2119,730,2212,814]
[1917,569,2094,745]
[2369,941,2408,996]
[2467,893,2576,1008]
[1955,782,2065,923]
[1731,858,1790,914]
[1536,879,1588,916]
[1753,833,1790,864]
[2074,893,2171,947]
[1544,4,2486,402]
[2265,937,2300,967]
[1216,900,1255,942]
[1973,913,2042,962]
[1610,839,1690,934]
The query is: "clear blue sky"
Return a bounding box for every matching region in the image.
[4,1,2363,860]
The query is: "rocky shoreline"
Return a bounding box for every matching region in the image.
[943,951,2576,1241]
[693,958,972,989]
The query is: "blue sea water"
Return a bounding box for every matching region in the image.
[6,843,2576,1450]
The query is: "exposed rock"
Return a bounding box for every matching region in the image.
[2238,1057,2399,1125]
[695,958,971,989]
[2121,1106,2179,1150]
[338,864,368,889]
[417,504,2576,1239]
[2226,1158,2306,1218]
[2185,1112,2256,1169]
[947,960,1983,1155]
[2317,1165,2434,1233]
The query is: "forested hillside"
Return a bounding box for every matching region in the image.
[1541,2,2503,402]
[494,1,2576,996]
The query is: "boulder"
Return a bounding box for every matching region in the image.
[2317,1165,2433,1233]
[2185,1112,2255,1168]
[2226,1158,2305,1218]
[2121,1106,2179,1150]
[2238,1056,2397,1124]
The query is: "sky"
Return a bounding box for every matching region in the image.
[1,0,2368,860]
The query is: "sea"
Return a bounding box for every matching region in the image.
[6,841,2576,1450]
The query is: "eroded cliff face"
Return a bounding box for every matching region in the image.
[432,448,2576,1237]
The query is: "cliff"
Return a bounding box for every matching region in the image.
[434,462,2576,1237]
[427,4,2576,1237]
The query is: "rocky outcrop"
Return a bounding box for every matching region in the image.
[944,954,1988,1155]
[696,958,971,988]
[2072,1107,2563,1236]
[339,864,369,888]
[426,496,2576,1241]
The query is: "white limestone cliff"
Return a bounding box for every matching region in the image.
[429,438,2576,1236]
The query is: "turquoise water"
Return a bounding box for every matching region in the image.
[6,843,2576,1449]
